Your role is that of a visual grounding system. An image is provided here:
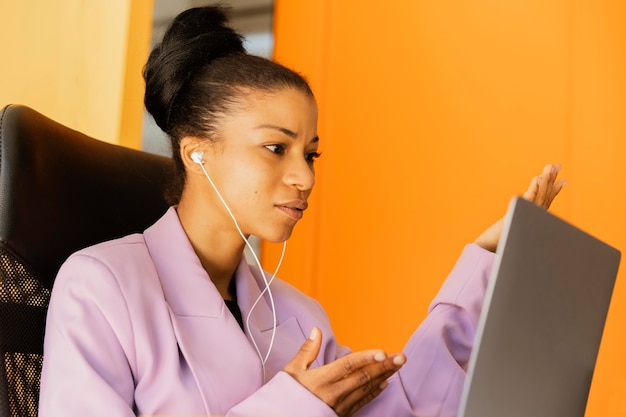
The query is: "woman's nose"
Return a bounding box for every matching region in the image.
[283,157,315,191]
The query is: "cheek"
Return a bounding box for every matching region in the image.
[225,167,272,203]
[216,156,281,204]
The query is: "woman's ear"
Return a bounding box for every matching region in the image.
[180,136,206,174]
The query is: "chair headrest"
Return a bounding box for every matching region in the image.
[0,104,173,289]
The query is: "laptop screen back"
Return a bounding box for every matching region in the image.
[458,197,620,417]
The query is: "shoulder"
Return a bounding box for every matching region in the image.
[61,233,151,275]
[53,233,158,304]
[77,232,148,257]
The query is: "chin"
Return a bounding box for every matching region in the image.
[259,227,295,244]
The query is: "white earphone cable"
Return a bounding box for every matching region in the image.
[196,157,285,382]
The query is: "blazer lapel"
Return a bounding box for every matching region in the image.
[236,261,312,380]
[144,209,263,414]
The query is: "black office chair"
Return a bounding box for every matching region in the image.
[0,104,173,417]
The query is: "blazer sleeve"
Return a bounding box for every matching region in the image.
[356,243,496,417]
[226,371,337,417]
[38,254,138,417]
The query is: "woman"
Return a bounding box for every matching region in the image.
[38,5,565,417]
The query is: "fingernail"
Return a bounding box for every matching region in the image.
[393,355,405,366]
[374,352,386,362]
[379,380,389,390]
[309,328,319,341]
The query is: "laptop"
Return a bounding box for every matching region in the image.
[457,196,621,417]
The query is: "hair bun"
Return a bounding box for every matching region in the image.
[144,5,245,133]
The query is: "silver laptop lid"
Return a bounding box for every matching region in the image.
[458,196,621,417]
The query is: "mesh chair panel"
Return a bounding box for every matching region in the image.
[0,248,50,417]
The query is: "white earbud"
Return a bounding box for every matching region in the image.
[191,151,204,165]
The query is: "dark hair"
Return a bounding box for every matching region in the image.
[143,4,314,204]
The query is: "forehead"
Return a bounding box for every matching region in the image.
[224,87,318,131]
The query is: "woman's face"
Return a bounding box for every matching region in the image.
[198,87,319,243]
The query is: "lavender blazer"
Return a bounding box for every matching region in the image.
[38,207,494,417]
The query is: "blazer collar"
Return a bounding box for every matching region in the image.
[143,206,275,331]
[144,207,223,317]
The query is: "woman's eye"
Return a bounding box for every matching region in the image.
[306,151,322,163]
[265,144,286,155]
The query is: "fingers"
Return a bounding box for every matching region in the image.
[535,164,558,207]
[476,163,566,253]
[284,327,323,374]
[522,163,566,210]
[522,175,540,202]
[333,351,404,385]
[326,349,394,381]
[545,170,567,209]
[284,336,406,417]
[336,372,388,416]
[333,353,406,416]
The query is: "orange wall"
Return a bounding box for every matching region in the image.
[266,1,626,416]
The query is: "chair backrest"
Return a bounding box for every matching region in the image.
[0,104,173,417]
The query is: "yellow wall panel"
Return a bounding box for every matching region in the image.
[0,0,153,147]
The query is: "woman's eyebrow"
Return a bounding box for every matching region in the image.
[256,124,319,144]
[256,124,297,138]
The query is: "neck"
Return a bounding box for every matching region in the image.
[176,201,247,300]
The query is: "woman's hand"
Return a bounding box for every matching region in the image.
[474,163,567,252]
[284,327,405,417]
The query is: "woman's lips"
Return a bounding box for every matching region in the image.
[276,200,307,220]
